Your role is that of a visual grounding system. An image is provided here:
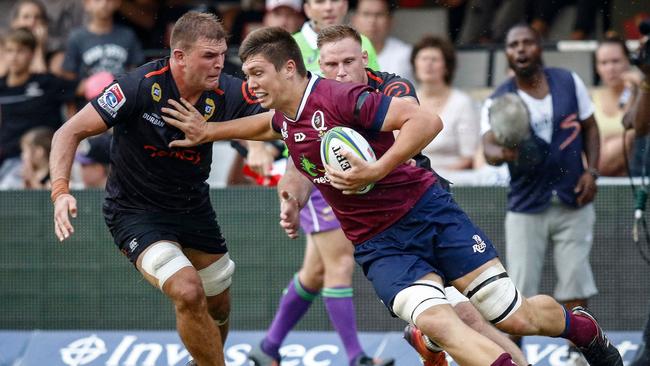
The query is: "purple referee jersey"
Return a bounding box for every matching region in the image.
[272,74,435,243]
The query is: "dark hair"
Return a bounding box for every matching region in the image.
[170,11,227,51]
[11,0,48,24]
[21,127,54,156]
[5,27,37,51]
[355,0,396,15]
[410,35,456,85]
[317,24,362,49]
[239,27,307,76]
[597,33,631,62]
[505,22,542,46]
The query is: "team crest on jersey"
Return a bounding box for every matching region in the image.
[311,110,327,137]
[151,82,162,102]
[204,98,215,120]
[97,83,126,118]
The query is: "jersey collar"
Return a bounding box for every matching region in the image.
[284,72,319,122]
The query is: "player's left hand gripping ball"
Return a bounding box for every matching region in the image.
[321,127,377,194]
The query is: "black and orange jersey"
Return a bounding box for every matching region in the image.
[90,58,262,215]
[365,68,418,101]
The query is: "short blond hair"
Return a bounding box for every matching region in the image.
[170,11,227,51]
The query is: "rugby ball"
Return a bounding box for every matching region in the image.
[488,93,531,148]
[320,126,377,194]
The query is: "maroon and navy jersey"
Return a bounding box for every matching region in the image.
[271,74,435,244]
[91,58,262,215]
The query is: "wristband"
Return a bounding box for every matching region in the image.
[586,168,600,180]
[50,178,70,203]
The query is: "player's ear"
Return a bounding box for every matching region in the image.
[361,50,368,67]
[284,59,296,79]
[172,48,185,66]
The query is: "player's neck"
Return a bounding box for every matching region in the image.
[169,60,203,104]
[281,77,311,119]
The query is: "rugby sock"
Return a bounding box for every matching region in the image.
[263,274,319,359]
[559,307,598,347]
[491,353,517,365]
[322,287,363,366]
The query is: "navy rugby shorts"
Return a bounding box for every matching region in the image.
[353,184,498,313]
[105,210,227,264]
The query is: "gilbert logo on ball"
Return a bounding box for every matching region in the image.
[320,126,376,194]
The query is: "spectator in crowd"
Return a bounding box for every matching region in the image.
[264,0,304,34]
[530,0,611,40]
[455,0,526,45]
[593,35,637,176]
[114,0,159,50]
[482,23,600,362]
[0,0,51,76]
[41,0,85,67]
[76,133,111,189]
[20,127,54,189]
[0,28,77,190]
[352,0,413,81]
[62,0,144,109]
[412,35,479,174]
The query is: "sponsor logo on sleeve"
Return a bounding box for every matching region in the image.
[151,82,162,102]
[97,83,126,118]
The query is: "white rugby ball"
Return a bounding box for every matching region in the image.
[320,126,377,194]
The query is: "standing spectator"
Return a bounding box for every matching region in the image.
[413,35,479,174]
[20,127,54,189]
[294,0,379,74]
[593,35,637,176]
[0,28,77,189]
[482,23,600,362]
[0,0,51,76]
[352,0,413,81]
[62,0,144,108]
[76,133,111,189]
[264,0,304,34]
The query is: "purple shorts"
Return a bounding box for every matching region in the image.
[300,189,341,234]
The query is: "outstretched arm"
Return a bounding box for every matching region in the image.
[161,99,279,147]
[50,104,108,241]
[277,159,313,239]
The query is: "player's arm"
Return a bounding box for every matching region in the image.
[277,159,313,239]
[50,104,109,241]
[161,99,279,147]
[376,97,443,178]
[575,114,600,206]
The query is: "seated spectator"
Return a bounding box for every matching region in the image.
[76,133,111,189]
[352,0,413,81]
[20,127,54,189]
[62,0,144,109]
[0,28,77,189]
[412,35,480,174]
[264,0,304,34]
[0,0,52,76]
[593,35,638,176]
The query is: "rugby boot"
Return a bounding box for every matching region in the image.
[571,307,623,366]
[248,342,280,366]
[353,354,395,366]
[403,324,449,366]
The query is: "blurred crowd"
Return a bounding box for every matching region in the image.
[0,0,648,190]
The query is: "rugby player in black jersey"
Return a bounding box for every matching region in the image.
[50,12,265,366]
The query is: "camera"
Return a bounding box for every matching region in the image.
[631,18,650,68]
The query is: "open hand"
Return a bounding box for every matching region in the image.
[53,194,77,242]
[161,98,208,148]
[279,190,301,238]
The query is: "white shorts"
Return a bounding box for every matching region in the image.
[505,202,598,301]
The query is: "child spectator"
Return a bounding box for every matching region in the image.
[0,28,77,189]
[75,133,111,189]
[20,127,54,189]
[62,0,144,107]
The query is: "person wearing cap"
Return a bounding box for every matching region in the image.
[264,0,304,33]
[76,133,111,188]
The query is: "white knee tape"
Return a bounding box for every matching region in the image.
[392,280,448,324]
[463,263,522,324]
[445,286,470,307]
[198,253,235,296]
[141,241,193,290]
